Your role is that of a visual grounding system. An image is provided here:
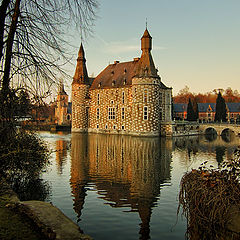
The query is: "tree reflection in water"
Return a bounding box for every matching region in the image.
[70,133,172,240]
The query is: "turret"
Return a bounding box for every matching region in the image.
[71,43,90,132]
[131,28,161,136]
[141,28,152,52]
[72,43,89,85]
[135,28,158,78]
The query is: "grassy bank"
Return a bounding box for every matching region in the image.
[0,179,45,240]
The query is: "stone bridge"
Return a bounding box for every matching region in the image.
[199,123,240,136]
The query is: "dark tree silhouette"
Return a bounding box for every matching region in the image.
[187,98,195,121]
[215,92,227,122]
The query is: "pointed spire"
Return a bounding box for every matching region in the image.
[72,43,89,85]
[141,28,152,52]
[135,28,158,78]
[58,79,67,95]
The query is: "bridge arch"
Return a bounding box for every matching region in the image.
[199,123,240,137]
[221,128,235,136]
[205,127,217,135]
[221,128,235,142]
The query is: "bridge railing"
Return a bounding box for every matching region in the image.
[200,122,240,126]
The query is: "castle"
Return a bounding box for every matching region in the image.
[71,28,173,136]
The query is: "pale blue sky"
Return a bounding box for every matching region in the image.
[65,0,240,96]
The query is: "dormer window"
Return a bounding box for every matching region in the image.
[111,70,114,76]
[112,80,116,86]
[124,68,127,74]
[98,82,101,88]
[123,78,127,85]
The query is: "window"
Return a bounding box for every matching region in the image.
[97,108,100,120]
[122,107,125,120]
[159,92,162,104]
[111,100,114,104]
[97,93,100,105]
[97,124,99,129]
[122,91,125,104]
[160,108,162,120]
[143,89,148,103]
[113,125,116,130]
[143,106,148,120]
[108,107,116,120]
[105,125,108,129]
[122,125,124,130]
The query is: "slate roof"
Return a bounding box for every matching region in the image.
[173,103,188,112]
[174,102,240,113]
[226,103,240,112]
[198,103,216,112]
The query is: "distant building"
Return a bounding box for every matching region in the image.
[173,102,240,123]
[71,28,172,136]
[226,103,240,123]
[173,103,187,120]
[55,82,71,125]
[198,103,216,123]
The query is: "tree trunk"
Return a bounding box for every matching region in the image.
[0,0,11,62]
[2,0,21,94]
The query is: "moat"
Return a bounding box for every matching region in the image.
[39,132,240,240]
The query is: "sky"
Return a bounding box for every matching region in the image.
[63,0,240,97]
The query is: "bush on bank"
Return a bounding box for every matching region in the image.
[178,149,240,240]
[0,129,50,200]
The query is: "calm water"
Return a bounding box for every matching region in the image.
[39,132,240,240]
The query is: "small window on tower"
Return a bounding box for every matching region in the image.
[97,108,100,120]
[97,93,100,105]
[143,89,148,103]
[122,107,125,120]
[122,92,125,104]
[143,106,148,120]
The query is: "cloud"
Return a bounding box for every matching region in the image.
[95,34,166,55]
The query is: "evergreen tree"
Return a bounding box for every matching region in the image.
[215,92,227,122]
[187,98,195,121]
[192,99,199,121]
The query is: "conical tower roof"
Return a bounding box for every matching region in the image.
[141,28,152,39]
[72,43,89,85]
[58,80,67,95]
[135,28,158,78]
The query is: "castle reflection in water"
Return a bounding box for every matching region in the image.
[53,132,240,240]
[70,134,172,239]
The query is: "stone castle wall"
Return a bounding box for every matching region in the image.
[72,83,90,132]
[72,77,173,136]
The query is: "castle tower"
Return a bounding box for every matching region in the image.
[55,80,69,125]
[131,28,162,136]
[71,43,90,132]
[136,28,158,78]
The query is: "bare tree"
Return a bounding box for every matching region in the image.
[0,0,98,137]
[0,0,98,97]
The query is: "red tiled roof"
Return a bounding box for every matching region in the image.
[90,60,140,90]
